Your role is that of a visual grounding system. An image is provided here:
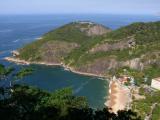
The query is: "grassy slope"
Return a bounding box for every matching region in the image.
[132,88,160,119]
[17,21,160,119]
[63,21,160,68]
[43,22,91,43]
[18,22,92,61]
[19,21,160,71]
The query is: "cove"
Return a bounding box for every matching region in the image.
[17,64,108,109]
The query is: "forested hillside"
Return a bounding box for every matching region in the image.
[16,21,160,82]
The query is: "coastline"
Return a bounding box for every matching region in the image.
[105,80,131,113]
[4,56,116,112]
[4,57,107,79]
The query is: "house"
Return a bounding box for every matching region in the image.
[151,77,160,90]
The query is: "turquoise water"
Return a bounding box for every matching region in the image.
[0,14,159,108]
[17,65,108,108]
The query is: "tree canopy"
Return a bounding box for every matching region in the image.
[0,64,141,120]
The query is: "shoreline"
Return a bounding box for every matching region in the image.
[105,79,131,113]
[4,57,108,79]
[4,56,114,111]
[5,56,131,113]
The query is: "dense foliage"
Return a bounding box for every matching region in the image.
[65,21,160,66]
[18,21,160,75]
[0,64,14,80]
[5,21,160,119]
[18,22,92,61]
[0,85,141,120]
[132,88,160,120]
[15,67,34,79]
[107,21,160,44]
[112,64,160,86]
[0,64,141,120]
[43,22,91,44]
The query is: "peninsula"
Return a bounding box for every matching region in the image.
[4,21,160,118]
[5,21,160,81]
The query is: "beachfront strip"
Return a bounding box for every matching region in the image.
[105,76,131,113]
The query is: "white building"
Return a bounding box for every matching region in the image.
[151,77,160,90]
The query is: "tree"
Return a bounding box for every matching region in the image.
[94,108,116,120]
[0,64,141,120]
[0,64,33,99]
[0,64,14,99]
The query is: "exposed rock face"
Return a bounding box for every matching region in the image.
[76,58,119,75]
[122,58,144,70]
[86,25,111,36]
[74,60,135,76]
[74,52,160,76]
[90,37,135,53]
[17,21,160,77]
[123,52,160,70]
[40,41,79,63]
[77,21,111,36]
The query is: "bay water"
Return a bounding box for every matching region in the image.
[0,14,159,108]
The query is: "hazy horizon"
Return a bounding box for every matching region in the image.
[0,0,160,15]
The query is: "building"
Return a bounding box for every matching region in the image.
[151,77,160,90]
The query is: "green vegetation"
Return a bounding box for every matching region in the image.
[112,64,160,86]
[132,88,160,120]
[4,21,160,119]
[152,104,160,120]
[0,64,141,120]
[18,21,160,77]
[0,85,140,120]
[74,42,160,65]
[18,22,93,61]
[19,39,47,61]
[15,67,34,79]
[64,21,160,66]
[64,36,104,66]
[106,21,160,45]
[19,22,160,85]
[43,22,91,44]
[0,64,14,80]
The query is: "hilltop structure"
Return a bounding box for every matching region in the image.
[4,21,160,82]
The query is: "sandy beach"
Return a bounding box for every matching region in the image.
[5,56,130,113]
[105,80,130,113]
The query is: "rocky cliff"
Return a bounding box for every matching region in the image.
[15,21,160,76]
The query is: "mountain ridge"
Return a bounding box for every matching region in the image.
[7,21,160,83]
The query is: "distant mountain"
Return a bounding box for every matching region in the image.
[17,21,160,77]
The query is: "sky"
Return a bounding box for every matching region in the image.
[0,0,160,15]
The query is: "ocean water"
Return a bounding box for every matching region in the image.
[0,14,159,108]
